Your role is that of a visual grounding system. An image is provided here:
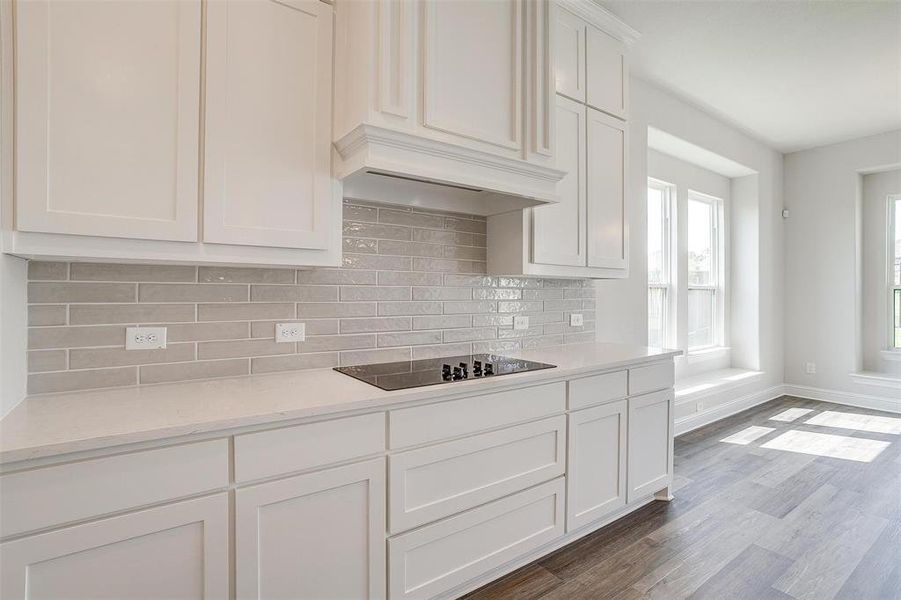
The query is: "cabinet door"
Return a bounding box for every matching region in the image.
[532,95,586,266]
[236,459,386,600]
[204,0,333,249]
[627,389,674,501]
[0,494,228,599]
[554,6,586,103]
[586,25,628,119]
[421,0,522,153]
[567,400,627,531]
[15,0,201,241]
[586,107,627,270]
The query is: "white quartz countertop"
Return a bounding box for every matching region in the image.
[0,343,680,464]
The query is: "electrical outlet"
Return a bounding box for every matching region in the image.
[126,327,167,350]
[513,315,529,330]
[805,362,816,375]
[697,401,705,412]
[570,313,584,327]
[276,323,305,343]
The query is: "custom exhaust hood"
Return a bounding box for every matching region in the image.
[333,125,565,217]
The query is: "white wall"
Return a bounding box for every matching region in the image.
[861,169,901,376]
[596,78,785,426]
[784,130,901,409]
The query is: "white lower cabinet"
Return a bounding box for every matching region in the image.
[388,478,565,600]
[627,389,674,501]
[235,459,386,600]
[0,494,229,599]
[566,399,627,531]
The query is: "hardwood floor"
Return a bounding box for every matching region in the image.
[462,396,901,600]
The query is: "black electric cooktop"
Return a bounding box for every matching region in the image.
[334,354,556,391]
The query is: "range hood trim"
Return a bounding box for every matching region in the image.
[333,124,565,214]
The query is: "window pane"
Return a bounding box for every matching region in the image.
[688,288,715,348]
[688,199,713,285]
[648,287,666,347]
[894,198,900,286]
[647,187,665,284]
[895,289,901,349]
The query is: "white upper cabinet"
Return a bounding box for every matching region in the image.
[487,0,636,279]
[15,0,202,242]
[531,95,586,267]
[554,5,586,103]
[333,0,565,214]
[586,25,628,119]
[6,0,340,267]
[204,0,333,250]
[586,107,627,269]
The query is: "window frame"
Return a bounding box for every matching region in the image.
[888,194,901,351]
[686,190,725,353]
[647,178,676,348]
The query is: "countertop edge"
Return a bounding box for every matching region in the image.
[0,345,681,465]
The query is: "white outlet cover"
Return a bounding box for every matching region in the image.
[276,323,305,343]
[126,327,167,350]
[570,313,584,327]
[513,315,529,330]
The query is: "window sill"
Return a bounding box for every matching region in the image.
[880,350,901,362]
[675,368,763,402]
[849,371,901,390]
[686,346,730,361]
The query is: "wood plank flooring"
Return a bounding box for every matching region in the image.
[462,396,901,600]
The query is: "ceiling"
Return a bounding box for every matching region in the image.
[600,0,901,153]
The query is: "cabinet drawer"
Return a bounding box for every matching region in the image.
[389,416,565,534]
[628,361,674,396]
[389,382,565,448]
[388,477,565,600]
[568,370,627,410]
[0,439,228,539]
[234,412,385,483]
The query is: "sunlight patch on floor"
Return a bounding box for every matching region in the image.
[720,425,776,445]
[760,430,890,462]
[769,408,814,422]
[804,411,901,435]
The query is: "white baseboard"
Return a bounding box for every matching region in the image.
[783,384,901,414]
[674,384,785,436]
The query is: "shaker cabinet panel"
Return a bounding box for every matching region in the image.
[15,0,201,241]
[0,494,229,600]
[586,108,627,270]
[532,95,586,266]
[204,0,333,249]
[586,24,628,119]
[421,0,522,152]
[235,459,386,600]
[627,389,674,501]
[554,6,586,103]
[567,400,627,531]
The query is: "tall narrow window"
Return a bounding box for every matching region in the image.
[687,192,723,350]
[890,196,901,349]
[647,180,673,347]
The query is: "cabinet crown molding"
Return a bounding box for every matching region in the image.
[557,0,641,45]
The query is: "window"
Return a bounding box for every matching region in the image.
[647,180,674,347]
[890,195,901,349]
[687,193,723,350]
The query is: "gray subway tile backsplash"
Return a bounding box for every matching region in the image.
[25,200,595,394]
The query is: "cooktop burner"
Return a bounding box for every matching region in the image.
[333,354,556,391]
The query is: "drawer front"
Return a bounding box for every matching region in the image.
[234,412,385,483]
[389,416,566,533]
[568,370,627,410]
[389,382,565,449]
[0,439,228,539]
[388,477,565,600]
[628,361,674,396]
